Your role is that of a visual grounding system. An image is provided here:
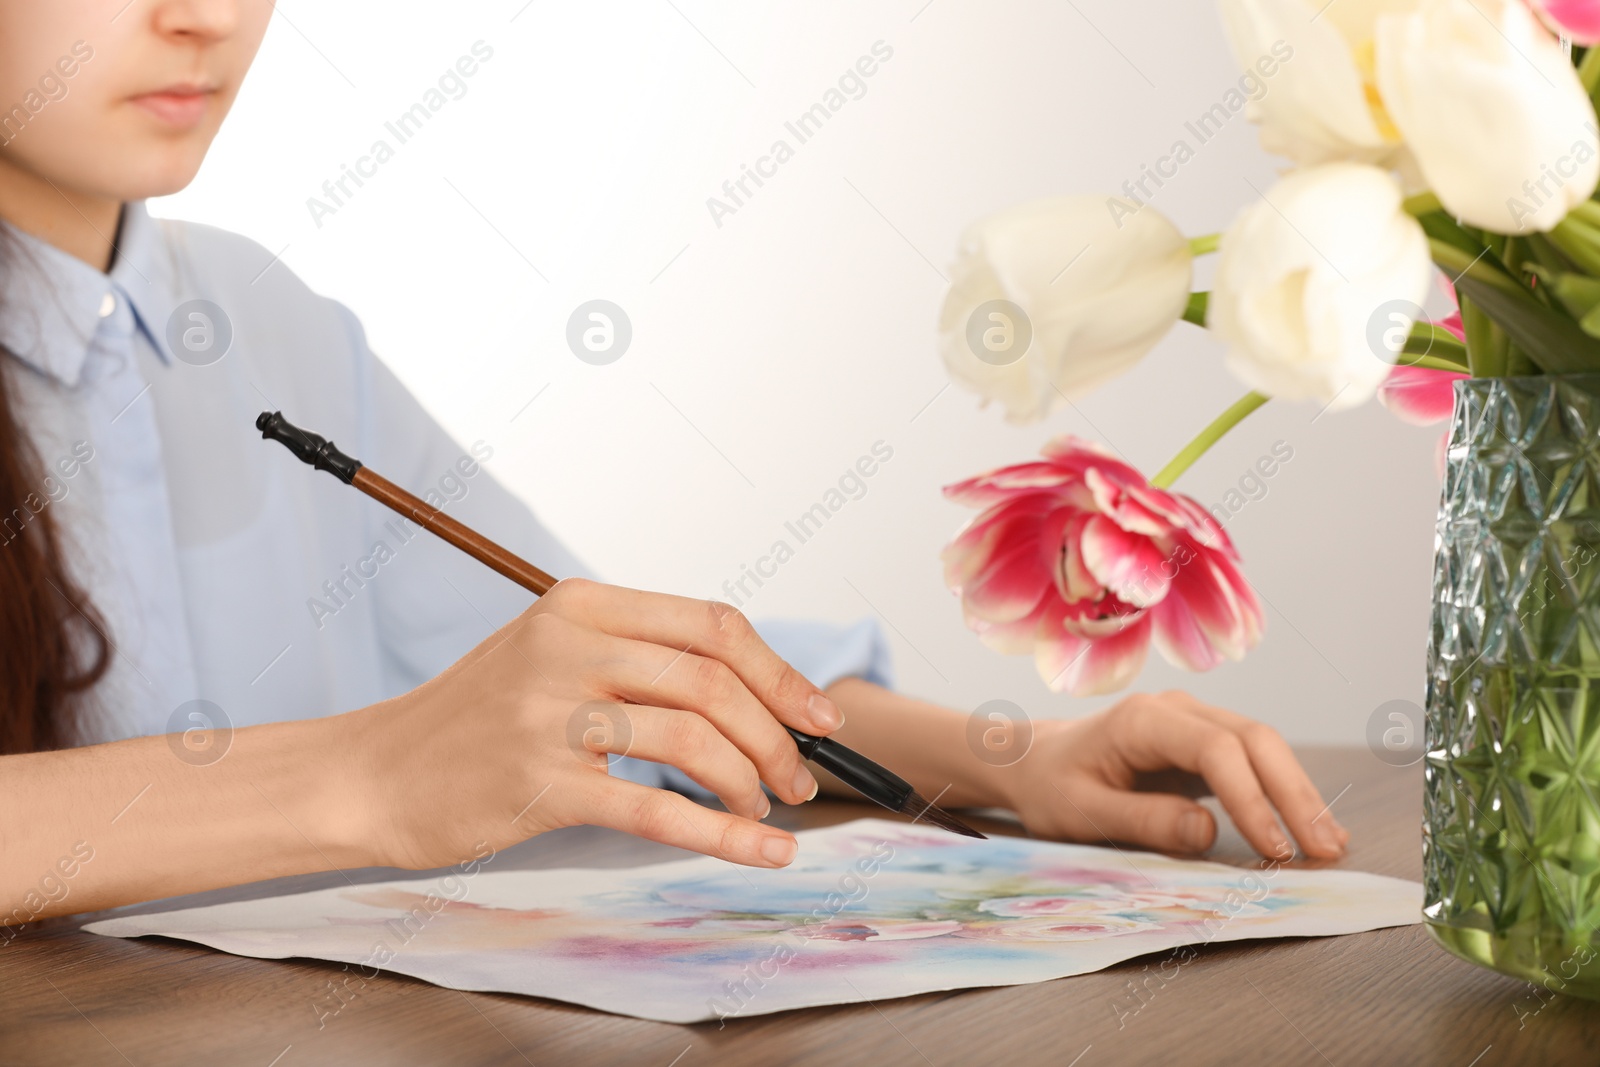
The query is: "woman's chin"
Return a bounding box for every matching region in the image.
[78,147,209,204]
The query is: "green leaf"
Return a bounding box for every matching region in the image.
[1526,233,1580,274]
[1401,324,1469,369]
[1580,306,1600,339]
[1429,239,1525,299]
[1430,238,1600,373]
[1455,273,1600,373]
[1419,211,1493,261]
[1543,270,1600,321]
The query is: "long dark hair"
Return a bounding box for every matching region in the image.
[0,232,111,754]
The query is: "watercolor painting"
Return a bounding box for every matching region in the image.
[85,819,1421,1023]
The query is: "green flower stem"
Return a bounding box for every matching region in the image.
[1187,233,1220,257]
[1550,216,1600,276]
[1403,191,1443,217]
[1582,43,1600,96]
[1505,344,1539,377]
[1461,295,1506,377]
[1182,291,1209,327]
[1499,231,1538,376]
[1572,199,1600,229]
[1149,391,1269,490]
[1568,202,1600,231]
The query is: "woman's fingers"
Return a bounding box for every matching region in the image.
[585,777,798,868]
[1108,699,1299,861]
[1179,696,1348,856]
[503,608,819,806]
[576,703,770,821]
[602,634,820,806]
[544,579,844,735]
[1064,780,1217,855]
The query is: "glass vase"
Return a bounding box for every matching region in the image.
[1424,373,1600,997]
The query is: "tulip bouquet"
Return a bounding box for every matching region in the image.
[937,0,1600,699]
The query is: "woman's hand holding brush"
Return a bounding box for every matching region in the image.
[347,578,846,871]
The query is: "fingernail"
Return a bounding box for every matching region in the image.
[1179,811,1210,852]
[1316,823,1344,856]
[757,793,772,820]
[807,692,844,732]
[760,835,797,866]
[792,766,819,802]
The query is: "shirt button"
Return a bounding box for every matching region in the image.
[98,292,115,318]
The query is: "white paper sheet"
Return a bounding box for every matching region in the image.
[85,819,1421,1023]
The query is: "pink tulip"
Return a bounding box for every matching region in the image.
[1531,0,1600,43]
[1378,363,1464,477]
[941,437,1263,697]
[1378,273,1467,431]
[1435,308,1464,345]
[1377,275,1468,477]
[1377,364,1467,426]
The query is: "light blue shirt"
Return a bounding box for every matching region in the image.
[0,201,891,791]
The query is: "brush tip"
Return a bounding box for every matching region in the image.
[900,790,988,839]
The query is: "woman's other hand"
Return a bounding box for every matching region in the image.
[1001,690,1349,860]
[820,678,1348,862]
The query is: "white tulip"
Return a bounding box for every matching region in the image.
[938,196,1192,424]
[1209,163,1431,411]
[1376,0,1599,233]
[1218,0,1415,168]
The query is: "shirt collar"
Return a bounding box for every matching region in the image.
[0,200,181,387]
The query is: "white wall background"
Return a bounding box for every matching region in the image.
[154,0,1444,745]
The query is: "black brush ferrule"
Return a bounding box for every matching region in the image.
[785,726,823,760]
[786,727,915,813]
[255,411,362,484]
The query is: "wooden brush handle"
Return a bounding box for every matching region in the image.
[352,467,558,596]
[256,410,559,596]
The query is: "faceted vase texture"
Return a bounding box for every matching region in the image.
[1425,374,1600,997]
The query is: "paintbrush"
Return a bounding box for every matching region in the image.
[256,410,986,840]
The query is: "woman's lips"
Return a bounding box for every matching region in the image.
[130,88,214,128]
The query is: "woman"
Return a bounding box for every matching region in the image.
[0,0,1346,927]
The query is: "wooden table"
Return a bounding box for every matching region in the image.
[5,748,1600,1066]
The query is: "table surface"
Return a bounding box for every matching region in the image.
[5,747,1600,1067]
